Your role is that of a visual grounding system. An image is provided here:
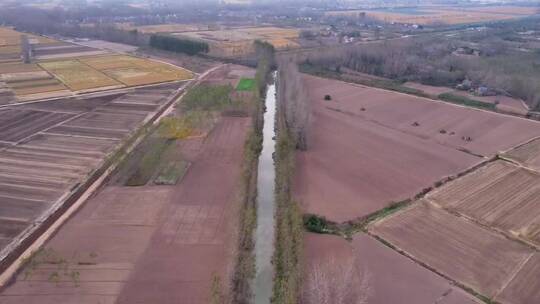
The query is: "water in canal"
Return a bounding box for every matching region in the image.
[253,72,277,304]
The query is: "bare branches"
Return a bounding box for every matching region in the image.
[278,56,311,150]
[303,256,371,304]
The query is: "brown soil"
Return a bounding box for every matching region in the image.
[294,75,540,222]
[294,75,481,222]
[495,253,540,304]
[0,86,180,267]
[370,201,533,298]
[451,90,529,114]
[503,137,540,172]
[303,232,479,304]
[304,75,540,156]
[0,117,251,304]
[428,160,540,246]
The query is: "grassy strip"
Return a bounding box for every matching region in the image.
[232,126,262,304]
[154,160,189,185]
[272,130,303,304]
[125,138,171,186]
[181,84,234,111]
[236,78,256,91]
[438,92,497,111]
[302,200,411,240]
[232,59,266,303]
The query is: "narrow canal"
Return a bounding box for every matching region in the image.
[253,72,277,304]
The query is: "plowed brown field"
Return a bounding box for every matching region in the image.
[428,160,540,246]
[496,253,540,304]
[0,117,251,304]
[294,75,540,222]
[303,75,540,156]
[503,137,540,172]
[303,232,479,304]
[370,201,534,298]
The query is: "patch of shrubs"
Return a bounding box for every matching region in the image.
[303,214,331,233]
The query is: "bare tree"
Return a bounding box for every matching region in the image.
[278,56,311,150]
[20,35,32,64]
[303,256,371,304]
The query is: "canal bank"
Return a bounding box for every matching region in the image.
[253,72,277,304]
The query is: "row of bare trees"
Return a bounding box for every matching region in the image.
[278,56,311,150]
[300,32,540,110]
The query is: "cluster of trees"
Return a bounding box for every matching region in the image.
[301,32,540,110]
[149,35,209,56]
[303,37,466,86]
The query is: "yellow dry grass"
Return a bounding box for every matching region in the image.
[267,38,299,49]
[39,60,122,91]
[446,6,540,16]
[132,24,206,34]
[0,27,58,46]
[0,45,21,54]
[180,26,300,56]
[238,27,300,39]
[12,84,68,96]
[80,54,193,86]
[0,40,192,95]
[326,6,538,25]
[0,63,42,74]
[29,35,58,45]
[0,27,23,46]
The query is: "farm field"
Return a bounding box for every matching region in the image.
[502,137,540,171]
[403,82,529,115]
[0,91,252,304]
[201,64,255,88]
[0,117,250,304]
[495,253,540,304]
[120,23,209,34]
[0,64,256,303]
[0,55,192,101]
[33,44,108,60]
[443,5,540,15]
[0,85,181,264]
[303,233,479,304]
[325,5,539,25]
[303,75,540,157]
[39,60,122,92]
[0,27,57,64]
[173,26,300,57]
[0,27,194,102]
[74,40,138,53]
[428,160,540,246]
[0,27,56,46]
[37,55,193,92]
[80,55,193,86]
[451,90,529,114]
[116,117,250,303]
[236,78,255,91]
[294,75,540,222]
[369,201,534,298]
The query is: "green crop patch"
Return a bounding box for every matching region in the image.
[125,139,171,186]
[236,78,256,91]
[154,160,190,185]
[438,92,496,111]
